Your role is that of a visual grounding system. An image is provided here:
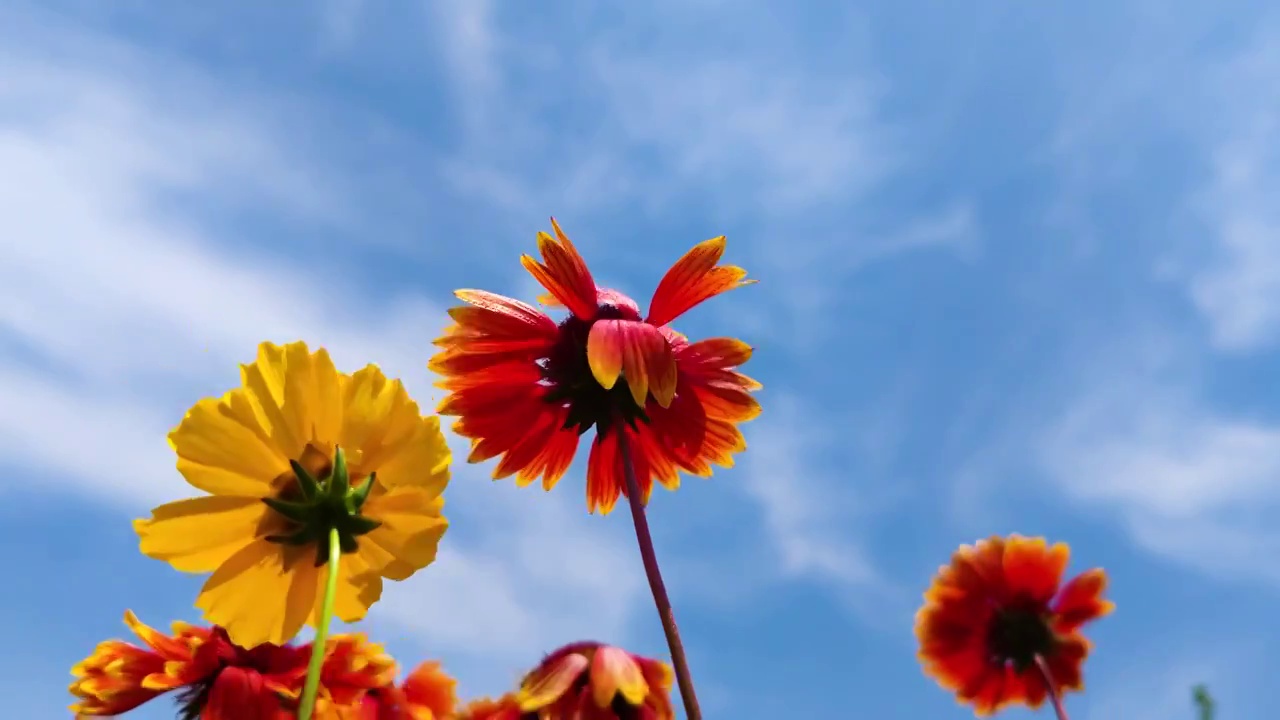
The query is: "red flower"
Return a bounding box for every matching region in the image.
[320,645,457,720]
[915,535,1115,715]
[431,219,761,513]
[69,611,308,718]
[516,641,674,720]
[453,695,523,720]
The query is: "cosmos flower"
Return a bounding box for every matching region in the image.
[516,641,675,720]
[915,535,1114,715]
[314,635,457,720]
[68,611,308,719]
[134,341,451,647]
[431,219,760,513]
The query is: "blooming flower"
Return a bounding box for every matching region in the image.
[313,635,456,720]
[516,641,675,720]
[69,611,308,719]
[453,695,522,720]
[134,341,452,647]
[431,219,760,513]
[915,535,1115,715]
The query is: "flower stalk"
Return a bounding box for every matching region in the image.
[617,430,702,720]
[1035,655,1069,720]
[298,526,341,720]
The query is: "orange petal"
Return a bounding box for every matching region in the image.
[519,219,598,320]
[519,652,589,710]
[589,646,648,708]
[1001,536,1068,604]
[646,236,754,326]
[1052,569,1114,631]
[586,320,677,408]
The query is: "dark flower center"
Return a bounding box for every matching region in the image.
[986,605,1056,672]
[542,303,650,437]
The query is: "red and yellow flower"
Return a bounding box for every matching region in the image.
[69,611,309,718]
[431,219,761,513]
[314,635,456,720]
[453,695,522,720]
[915,535,1115,715]
[516,641,674,720]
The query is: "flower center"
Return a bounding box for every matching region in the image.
[541,303,650,436]
[986,605,1056,671]
[262,445,382,566]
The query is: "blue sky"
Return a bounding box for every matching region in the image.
[2,1,1277,718]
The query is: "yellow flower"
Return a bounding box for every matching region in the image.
[135,341,451,648]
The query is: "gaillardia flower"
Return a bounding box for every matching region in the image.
[453,696,522,720]
[135,341,451,647]
[516,641,675,720]
[431,219,760,513]
[69,611,308,719]
[915,535,1114,715]
[314,634,456,720]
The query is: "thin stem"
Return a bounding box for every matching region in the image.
[298,528,342,720]
[1034,655,1069,720]
[617,431,702,720]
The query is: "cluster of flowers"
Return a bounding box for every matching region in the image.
[67,220,1112,719]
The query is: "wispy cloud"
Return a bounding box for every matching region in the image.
[0,8,642,690]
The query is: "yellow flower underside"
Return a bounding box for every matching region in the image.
[135,341,451,647]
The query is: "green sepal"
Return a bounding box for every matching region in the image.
[289,459,321,501]
[262,496,313,523]
[347,473,376,512]
[328,446,351,499]
[341,515,382,536]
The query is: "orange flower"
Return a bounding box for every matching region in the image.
[453,695,522,720]
[431,219,760,513]
[307,635,456,720]
[69,611,308,719]
[516,641,675,720]
[915,535,1115,715]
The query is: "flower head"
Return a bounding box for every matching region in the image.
[69,611,308,719]
[314,635,456,720]
[453,695,523,720]
[134,341,451,647]
[915,535,1114,715]
[432,219,760,513]
[516,641,674,720]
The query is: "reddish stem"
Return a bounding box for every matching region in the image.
[1034,655,1070,720]
[617,431,703,720]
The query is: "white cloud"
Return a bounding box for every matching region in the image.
[1185,37,1280,352]
[737,395,904,610]
[0,8,642,691]
[1037,377,1280,586]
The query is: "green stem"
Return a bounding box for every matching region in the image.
[298,528,341,720]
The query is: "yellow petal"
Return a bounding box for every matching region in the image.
[519,652,589,710]
[590,646,648,707]
[169,396,286,497]
[339,365,423,472]
[372,416,451,494]
[238,342,340,463]
[134,496,267,572]
[325,549,383,625]
[196,539,319,647]
[359,486,448,581]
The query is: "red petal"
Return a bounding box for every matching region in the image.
[586,320,677,408]
[520,219,599,320]
[204,667,281,720]
[1051,569,1113,631]
[646,236,753,326]
[1001,537,1069,605]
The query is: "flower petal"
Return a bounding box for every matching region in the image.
[519,652,589,711]
[169,396,286,497]
[519,219,598,320]
[359,485,449,581]
[646,236,753,326]
[1051,569,1114,631]
[195,539,320,648]
[401,661,458,719]
[586,320,677,408]
[1001,536,1068,604]
[134,496,268,573]
[589,646,648,708]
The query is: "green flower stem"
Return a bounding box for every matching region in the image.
[298,527,342,720]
